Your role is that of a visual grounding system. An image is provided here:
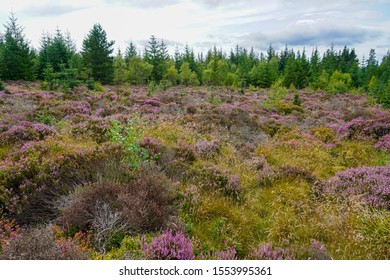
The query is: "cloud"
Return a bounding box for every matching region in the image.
[238,22,383,52]
[103,0,181,9]
[23,4,87,17]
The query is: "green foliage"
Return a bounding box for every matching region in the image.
[81,24,114,84]
[108,116,149,168]
[144,35,169,82]
[208,92,222,105]
[326,70,352,93]
[293,93,302,106]
[0,13,35,80]
[38,29,76,80]
[0,80,4,91]
[113,53,127,85]
[166,65,178,85]
[41,64,80,92]
[127,56,153,85]
[147,81,157,96]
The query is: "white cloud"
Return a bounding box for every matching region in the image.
[0,0,388,59]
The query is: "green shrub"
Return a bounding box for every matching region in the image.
[108,115,149,168]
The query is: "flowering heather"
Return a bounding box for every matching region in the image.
[375,134,390,152]
[194,139,220,158]
[257,156,275,187]
[0,121,56,144]
[141,98,163,107]
[140,137,163,157]
[303,240,332,260]
[56,101,90,117]
[142,230,194,260]
[200,246,237,260]
[224,174,242,201]
[249,243,293,260]
[337,117,390,140]
[0,217,21,248]
[325,166,390,210]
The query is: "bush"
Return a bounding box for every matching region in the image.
[248,243,293,260]
[298,240,332,260]
[194,139,220,158]
[0,121,56,145]
[0,225,90,260]
[338,117,390,140]
[108,116,149,168]
[60,164,177,238]
[325,165,390,210]
[326,71,352,94]
[0,218,21,251]
[375,134,390,152]
[311,126,336,143]
[142,230,194,260]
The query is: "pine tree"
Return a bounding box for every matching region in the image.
[38,28,75,79]
[81,23,114,84]
[144,35,169,82]
[0,13,35,80]
[125,42,138,63]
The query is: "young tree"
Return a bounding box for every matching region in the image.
[166,65,178,85]
[125,41,138,63]
[127,56,153,85]
[144,35,169,82]
[81,23,115,84]
[113,50,127,84]
[38,28,75,79]
[0,13,35,80]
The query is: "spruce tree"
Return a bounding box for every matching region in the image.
[81,23,114,84]
[144,35,169,82]
[125,42,138,63]
[0,13,35,80]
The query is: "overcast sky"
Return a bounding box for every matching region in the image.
[1,0,389,60]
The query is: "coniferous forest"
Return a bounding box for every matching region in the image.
[0,14,389,260]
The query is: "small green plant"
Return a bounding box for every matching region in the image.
[208,92,222,105]
[0,80,5,91]
[108,115,149,168]
[147,81,157,96]
[293,94,302,106]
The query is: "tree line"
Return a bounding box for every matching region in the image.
[0,13,389,106]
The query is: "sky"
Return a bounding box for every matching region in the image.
[1,0,389,61]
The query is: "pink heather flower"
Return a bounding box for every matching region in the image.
[142,230,194,260]
[325,165,390,210]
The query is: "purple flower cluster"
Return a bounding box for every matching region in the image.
[224,175,242,201]
[200,246,237,260]
[0,217,21,247]
[325,165,390,210]
[141,98,163,107]
[375,134,390,152]
[142,230,194,260]
[0,121,56,144]
[212,246,237,260]
[337,117,390,140]
[56,101,90,117]
[249,243,293,260]
[194,139,220,158]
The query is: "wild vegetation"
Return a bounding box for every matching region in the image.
[0,13,389,260]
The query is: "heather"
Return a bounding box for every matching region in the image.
[0,83,389,260]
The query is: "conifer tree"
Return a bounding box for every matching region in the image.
[81,23,114,84]
[144,35,169,82]
[125,42,138,63]
[0,13,35,80]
